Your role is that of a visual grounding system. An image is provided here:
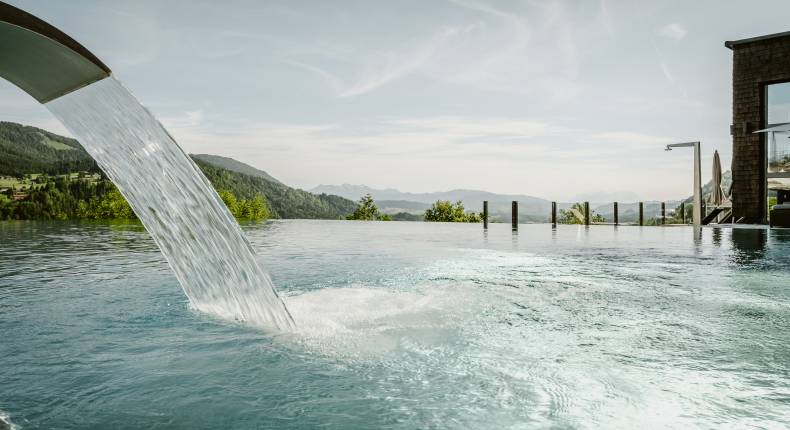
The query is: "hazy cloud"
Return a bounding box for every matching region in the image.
[658,23,688,41]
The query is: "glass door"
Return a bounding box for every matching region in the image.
[765,83,790,214]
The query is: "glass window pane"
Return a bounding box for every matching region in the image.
[767,131,790,174]
[766,82,790,126]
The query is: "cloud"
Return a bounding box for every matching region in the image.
[384,116,566,141]
[285,26,462,98]
[660,60,675,84]
[162,111,676,160]
[157,112,683,201]
[585,131,673,146]
[162,110,205,129]
[598,0,614,35]
[437,0,581,101]
[286,0,583,101]
[338,27,461,97]
[283,60,344,95]
[657,23,687,41]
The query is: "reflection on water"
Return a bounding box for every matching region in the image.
[731,228,767,266]
[712,227,722,246]
[1,221,789,429]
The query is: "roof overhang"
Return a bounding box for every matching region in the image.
[725,31,790,50]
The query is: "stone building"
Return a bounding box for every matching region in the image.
[726,31,790,223]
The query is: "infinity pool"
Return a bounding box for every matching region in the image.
[1,220,788,429]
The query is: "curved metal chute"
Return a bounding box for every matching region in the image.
[0,1,110,103]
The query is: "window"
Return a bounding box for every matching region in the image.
[766,82,790,127]
[765,83,790,216]
[765,83,790,179]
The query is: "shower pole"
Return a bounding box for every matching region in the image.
[665,142,702,229]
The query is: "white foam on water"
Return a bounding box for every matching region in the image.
[0,411,16,430]
[280,285,485,359]
[46,77,294,330]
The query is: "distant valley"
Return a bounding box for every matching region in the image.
[311,184,553,222]
[1,120,728,224]
[309,183,726,223]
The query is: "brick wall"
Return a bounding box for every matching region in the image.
[729,35,790,223]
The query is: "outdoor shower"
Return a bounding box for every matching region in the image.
[665,141,702,229]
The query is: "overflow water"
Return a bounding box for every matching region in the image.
[45,77,294,330]
[3,222,789,428]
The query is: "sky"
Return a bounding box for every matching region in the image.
[4,0,790,201]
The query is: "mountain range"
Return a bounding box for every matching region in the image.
[310,184,554,222]
[310,182,726,223]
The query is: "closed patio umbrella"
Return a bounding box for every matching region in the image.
[711,150,723,206]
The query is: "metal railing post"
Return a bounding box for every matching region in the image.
[584,201,590,226]
[551,201,557,227]
[614,202,618,226]
[511,201,518,230]
[681,202,685,224]
[639,202,644,226]
[483,201,488,229]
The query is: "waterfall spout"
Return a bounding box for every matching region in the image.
[0,1,295,330]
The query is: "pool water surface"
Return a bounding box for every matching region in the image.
[1,220,788,429]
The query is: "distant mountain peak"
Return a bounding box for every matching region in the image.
[309,184,550,205]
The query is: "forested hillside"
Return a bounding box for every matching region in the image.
[194,159,355,219]
[0,122,99,175]
[0,121,354,220]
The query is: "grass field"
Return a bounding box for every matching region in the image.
[39,133,77,151]
[0,172,100,191]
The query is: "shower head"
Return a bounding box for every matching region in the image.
[665,141,697,151]
[0,1,111,103]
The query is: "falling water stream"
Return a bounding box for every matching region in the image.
[45,77,295,330]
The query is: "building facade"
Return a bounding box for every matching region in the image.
[726,32,790,223]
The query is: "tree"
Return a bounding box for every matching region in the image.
[218,190,239,215]
[666,203,693,224]
[558,202,604,224]
[79,187,136,219]
[424,200,481,222]
[218,189,270,221]
[238,195,270,220]
[347,194,390,221]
